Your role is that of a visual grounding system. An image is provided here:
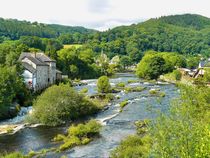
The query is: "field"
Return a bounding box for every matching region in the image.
[63,44,82,49]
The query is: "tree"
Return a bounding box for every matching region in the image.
[150,85,210,157]
[29,84,99,126]
[120,56,131,70]
[136,53,167,80]
[96,52,110,75]
[97,76,111,93]
[0,65,29,119]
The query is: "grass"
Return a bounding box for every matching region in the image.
[63,44,82,49]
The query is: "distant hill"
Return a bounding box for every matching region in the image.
[86,14,210,58]
[158,14,210,30]
[0,18,96,40]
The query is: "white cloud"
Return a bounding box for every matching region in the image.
[0,0,210,31]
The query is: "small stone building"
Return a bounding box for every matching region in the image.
[19,52,61,91]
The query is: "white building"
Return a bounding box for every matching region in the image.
[19,52,61,91]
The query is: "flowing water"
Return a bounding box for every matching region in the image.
[0,73,179,157]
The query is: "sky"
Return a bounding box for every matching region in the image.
[0,0,210,31]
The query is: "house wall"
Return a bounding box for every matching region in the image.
[35,65,49,91]
[46,62,56,84]
[22,70,36,89]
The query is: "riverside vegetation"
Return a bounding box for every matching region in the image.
[1,14,210,157]
[111,85,210,158]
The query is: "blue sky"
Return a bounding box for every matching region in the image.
[0,0,210,31]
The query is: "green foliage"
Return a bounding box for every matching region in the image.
[105,93,115,101]
[203,68,210,82]
[116,82,125,88]
[0,65,31,119]
[0,152,25,158]
[53,120,102,151]
[97,76,111,93]
[111,135,152,158]
[136,53,167,80]
[120,100,129,109]
[120,56,132,70]
[80,88,88,94]
[124,86,145,93]
[86,14,210,58]
[57,47,101,79]
[164,69,182,81]
[127,79,139,84]
[0,18,95,40]
[28,84,99,126]
[172,70,182,81]
[150,85,210,157]
[136,51,185,80]
[186,56,200,69]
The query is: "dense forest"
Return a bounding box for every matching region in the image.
[84,14,210,59]
[0,18,96,41]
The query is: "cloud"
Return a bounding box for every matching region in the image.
[0,0,210,31]
[87,0,111,13]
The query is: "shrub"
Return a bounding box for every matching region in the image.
[97,76,111,93]
[28,84,99,126]
[54,120,102,151]
[149,89,165,97]
[127,79,139,84]
[124,86,145,93]
[0,152,25,158]
[120,100,129,109]
[173,70,182,81]
[116,82,125,88]
[111,135,152,158]
[80,87,88,93]
[105,93,115,101]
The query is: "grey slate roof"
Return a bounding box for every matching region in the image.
[36,53,56,62]
[19,52,54,66]
[22,62,36,73]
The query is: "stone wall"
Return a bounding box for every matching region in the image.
[35,65,49,91]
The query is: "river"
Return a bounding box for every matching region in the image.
[0,73,179,157]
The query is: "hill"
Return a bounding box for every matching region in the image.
[85,14,210,59]
[158,14,210,30]
[0,18,96,40]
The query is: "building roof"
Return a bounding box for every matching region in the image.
[22,62,36,73]
[56,70,62,74]
[19,52,55,66]
[36,53,56,62]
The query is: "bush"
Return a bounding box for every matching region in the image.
[28,84,99,126]
[0,152,25,158]
[150,85,210,157]
[124,86,145,93]
[116,82,125,88]
[120,100,129,109]
[54,120,102,151]
[80,87,88,93]
[105,93,115,101]
[127,79,139,84]
[97,76,111,93]
[111,135,152,158]
[173,70,182,81]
